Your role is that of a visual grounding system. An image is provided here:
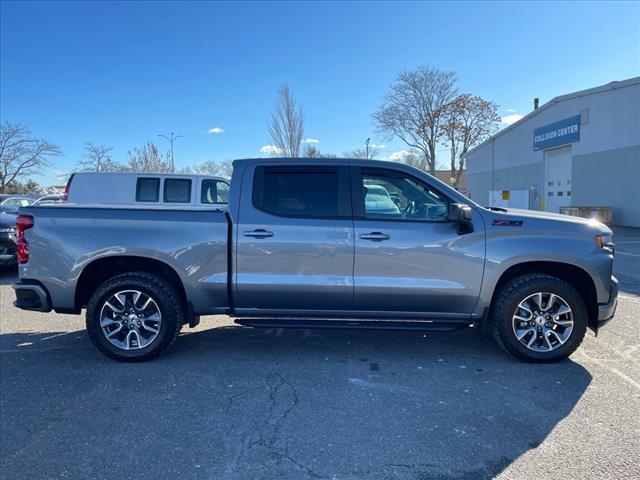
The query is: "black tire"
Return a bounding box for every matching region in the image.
[86,272,184,362]
[491,273,588,362]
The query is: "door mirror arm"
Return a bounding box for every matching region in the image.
[448,203,474,234]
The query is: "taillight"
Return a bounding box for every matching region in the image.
[63,173,75,202]
[16,215,34,264]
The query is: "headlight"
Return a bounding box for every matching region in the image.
[595,234,614,250]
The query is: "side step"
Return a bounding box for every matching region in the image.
[234,318,473,332]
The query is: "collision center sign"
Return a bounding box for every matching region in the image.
[533,115,580,151]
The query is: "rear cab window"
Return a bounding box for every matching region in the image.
[252,165,350,218]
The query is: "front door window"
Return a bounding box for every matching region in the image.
[360,169,448,222]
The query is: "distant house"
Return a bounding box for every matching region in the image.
[38,185,66,195]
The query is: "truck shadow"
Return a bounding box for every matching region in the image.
[0,264,18,285]
[1,326,591,479]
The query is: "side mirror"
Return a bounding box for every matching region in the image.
[448,203,473,234]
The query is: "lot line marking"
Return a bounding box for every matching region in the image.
[615,251,640,258]
[574,351,640,391]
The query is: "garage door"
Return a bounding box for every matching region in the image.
[544,146,572,213]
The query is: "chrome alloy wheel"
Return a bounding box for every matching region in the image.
[512,292,574,352]
[99,290,162,350]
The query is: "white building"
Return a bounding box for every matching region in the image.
[465,77,640,227]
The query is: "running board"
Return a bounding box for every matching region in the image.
[234,318,473,332]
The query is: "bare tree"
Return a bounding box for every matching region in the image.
[442,94,501,188]
[373,66,458,174]
[128,142,172,173]
[76,142,122,172]
[267,84,305,157]
[302,145,337,158]
[218,159,234,177]
[181,159,234,178]
[0,122,61,193]
[344,146,379,160]
[389,149,428,170]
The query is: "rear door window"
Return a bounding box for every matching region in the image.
[201,179,230,204]
[253,166,350,218]
[135,178,160,202]
[163,179,192,203]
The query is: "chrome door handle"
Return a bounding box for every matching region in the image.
[243,229,274,238]
[360,232,390,241]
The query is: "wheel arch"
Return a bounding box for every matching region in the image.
[485,261,598,331]
[75,256,188,313]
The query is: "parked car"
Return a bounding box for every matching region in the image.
[32,194,64,206]
[363,184,401,216]
[13,158,617,363]
[0,195,32,213]
[64,172,230,206]
[0,210,18,266]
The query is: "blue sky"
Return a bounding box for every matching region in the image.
[1,0,639,185]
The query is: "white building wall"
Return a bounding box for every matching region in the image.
[466,79,640,175]
[465,78,640,226]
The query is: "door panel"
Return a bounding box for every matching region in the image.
[354,221,484,314]
[544,146,572,213]
[235,164,354,310]
[352,167,484,315]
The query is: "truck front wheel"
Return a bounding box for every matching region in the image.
[491,273,588,362]
[86,272,184,362]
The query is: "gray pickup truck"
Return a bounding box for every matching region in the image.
[13,158,618,362]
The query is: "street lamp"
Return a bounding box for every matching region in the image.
[157,132,182,173]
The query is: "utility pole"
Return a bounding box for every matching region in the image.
[157,132,182,172]
[365,138,371,159]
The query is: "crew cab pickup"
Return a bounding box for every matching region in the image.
[13,158,618,362]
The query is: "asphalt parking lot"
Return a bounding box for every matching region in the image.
[1,227,639,480]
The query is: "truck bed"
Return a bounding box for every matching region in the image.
[17,205,230,315]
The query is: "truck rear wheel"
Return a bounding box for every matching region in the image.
[86,272,184,362]
[491,273,588,362]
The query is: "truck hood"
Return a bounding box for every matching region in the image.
[485,207,612,234]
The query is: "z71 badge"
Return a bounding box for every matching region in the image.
[493,219,523,227]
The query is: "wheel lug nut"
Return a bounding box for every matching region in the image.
[137,321,141,326]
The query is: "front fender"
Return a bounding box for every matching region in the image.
[474,228,605,317]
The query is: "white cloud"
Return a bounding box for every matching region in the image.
[388,150,412,161]
[506,108,517,113]
[303,138,320,144]
[260,144,284,155]
[370,143,387,149]
[208,127,225,134]
[501,114,524,126]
